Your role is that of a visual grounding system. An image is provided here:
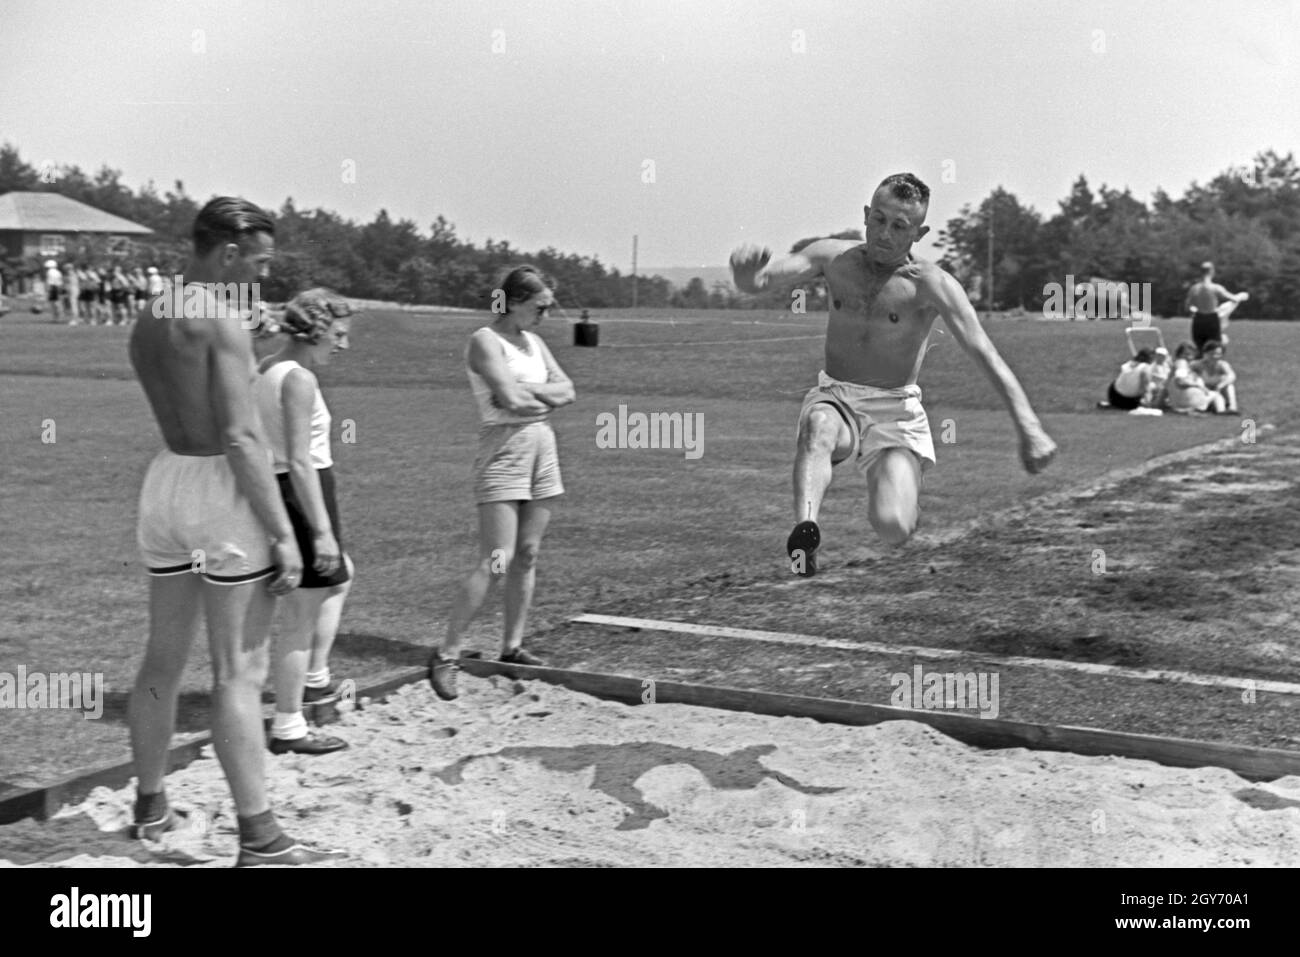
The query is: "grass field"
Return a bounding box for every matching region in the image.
[2,305,1296,786]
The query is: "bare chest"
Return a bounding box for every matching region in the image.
[824,257,932,334]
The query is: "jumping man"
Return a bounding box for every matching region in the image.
[730,173,1057,576]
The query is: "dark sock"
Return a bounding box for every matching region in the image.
[237,809,292,853]
[134,789,168,823]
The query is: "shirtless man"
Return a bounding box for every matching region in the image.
[730,173,1057,576]
[1192,339,1238,413]
[128,197,339,866]
[1186,261,1248,353]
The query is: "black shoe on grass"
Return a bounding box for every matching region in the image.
[787,520,821,577]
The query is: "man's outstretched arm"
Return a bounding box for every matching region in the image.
[925,269,1057,474]
[1212,282,1248,304]
[729,239,856,294]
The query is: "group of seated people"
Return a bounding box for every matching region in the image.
[1100,340,1238,415]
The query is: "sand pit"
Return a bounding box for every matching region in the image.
[2,675,1299,867]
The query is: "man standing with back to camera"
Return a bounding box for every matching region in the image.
[1186,261,1248,354]
[731,173,1057,576]
[128,196,340,866]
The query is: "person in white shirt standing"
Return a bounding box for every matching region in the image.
[255,288,355,754]
[43,259,64,322]
[429,265,576,700]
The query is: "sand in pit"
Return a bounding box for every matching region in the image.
[2,675,1299,867]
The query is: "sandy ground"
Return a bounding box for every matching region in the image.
[2,674,1299,867]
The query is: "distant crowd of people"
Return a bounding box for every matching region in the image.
[1100,339,1238,415]
[1098,261,1245,417]
[40,259,165,325]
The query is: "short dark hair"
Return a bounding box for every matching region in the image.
[1174,342,1198,360]
[193,197,275,256]
[1134,348,1154,363]
[1201,339,1224,354]
[876,172,931,206]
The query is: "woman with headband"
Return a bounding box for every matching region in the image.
[255,288,355,753]
[428,265,576,700]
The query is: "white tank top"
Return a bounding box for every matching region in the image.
[1114,360,1148,398]
[255,359,333,472]
[467,328,550,425]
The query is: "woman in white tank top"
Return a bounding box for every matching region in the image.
[429,266,576,700]
[255,289,356,753]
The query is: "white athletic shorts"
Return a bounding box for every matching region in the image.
[798,371,937,475]
[473,421,565,504]
[137,450,275,584]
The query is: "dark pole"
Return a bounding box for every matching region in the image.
[986,205,994,319]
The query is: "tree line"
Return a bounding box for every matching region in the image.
[4,143,1296,316]
[0,143,680,308]
[934,150,1300,319]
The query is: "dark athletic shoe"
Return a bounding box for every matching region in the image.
[235,842,345,868]
[128,809,181,841]
[268,733,349,756]
[428,650,460,701]
[499,647,545,666]
[787,520,821,577]
[301,679,343,704]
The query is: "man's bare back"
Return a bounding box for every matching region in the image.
[1186,279,1229,315]
[130,291,255,456]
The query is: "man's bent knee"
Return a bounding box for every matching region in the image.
[871,507,918,547]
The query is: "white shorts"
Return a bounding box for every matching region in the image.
[473,421,565,504]
[798,371,936,475]
[137,450,275,584]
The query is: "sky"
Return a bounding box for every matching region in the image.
[2,0,1296,271]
